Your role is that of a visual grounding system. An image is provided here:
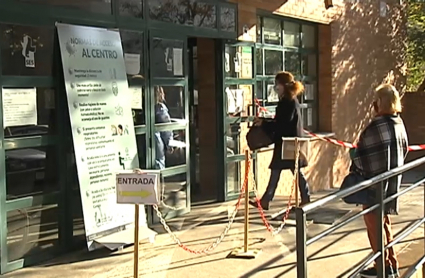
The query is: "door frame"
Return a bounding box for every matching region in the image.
[147,30,191,221]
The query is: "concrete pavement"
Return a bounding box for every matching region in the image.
[4,171,425,278]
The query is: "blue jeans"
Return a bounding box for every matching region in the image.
[262,167,310,204]
[155,157,166,170]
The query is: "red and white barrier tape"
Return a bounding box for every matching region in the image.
[254,99,425,152]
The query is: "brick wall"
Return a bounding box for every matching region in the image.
[402,92,425,165]
[231,0,407,196]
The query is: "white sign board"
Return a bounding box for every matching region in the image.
[116,171,160,205]
[2,88,37,128]
[57,23,145,249]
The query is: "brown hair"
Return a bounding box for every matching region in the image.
[275,71,304,99]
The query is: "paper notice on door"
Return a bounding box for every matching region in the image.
[124,53,141,75]
[225,53,230,73]
[173,48,183,76]
[2,88,37,128]
[130,87,143,109]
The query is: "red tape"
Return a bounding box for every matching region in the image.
[254,99,425,152]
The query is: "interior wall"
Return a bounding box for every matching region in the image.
[196,38,218,200]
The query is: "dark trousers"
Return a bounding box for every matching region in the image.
[363,205,399,269]
[261,167,310,204]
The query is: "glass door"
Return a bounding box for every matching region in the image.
[222,41,256,200]
[148,31,190,220]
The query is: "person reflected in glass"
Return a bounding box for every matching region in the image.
[250,71,310,210]
[154,86,173,170]
[354,84,408,278]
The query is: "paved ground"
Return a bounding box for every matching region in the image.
[4,171,425,278]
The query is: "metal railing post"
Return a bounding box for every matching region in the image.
[296,207,307,278]
[376,181,385,278]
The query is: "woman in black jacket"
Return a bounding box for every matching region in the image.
[251,71,310,210]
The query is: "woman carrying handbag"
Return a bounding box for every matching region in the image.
[249,71,311,210]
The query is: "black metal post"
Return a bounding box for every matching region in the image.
[296,207,307,278]
[376,181,385,278]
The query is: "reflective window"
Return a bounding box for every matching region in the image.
[154,86,185,120]
[3,87,56,138]
[284,21,300,47]
[264,50,283,76]
[285,52,301,76]
[119,0,143,18]
[0,24,54,76]
[263,18,281,45]
[148,0,216,28]
[302,24,316,48]
[255,16,318,130]
[120,30,144,78]
[227,161,239,194]
[151,38,184,77]
[225,84,253,117]
[6,146,59,200]
[256,49,263,75]
[225,46,253,79]
[15,0,112,13]
[256,16,262,43]
[135,134,147,169]
[301,54,317,77]
[160,173,187,211]
[130,86,145,126]
[7,204,59,262]
[220,6,236,32]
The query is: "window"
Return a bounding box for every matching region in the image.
[148,0,217,29]
[256,16,318,131]
[15,0,112,14]
[0,24,55,76]
[220,6,236,32]
[119,0,143,18]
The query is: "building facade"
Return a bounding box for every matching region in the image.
[0,0,406,274]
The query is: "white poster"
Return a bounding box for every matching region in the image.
[2,88,37,128]
[116,171,160,205]
[173,48,183,76]
[267,84,279,102]
[124,53,140,75]
[130,87,143,109]
[57,23,145,249]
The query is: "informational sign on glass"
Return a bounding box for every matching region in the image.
[56,23,146,249]
[2,88,37,128]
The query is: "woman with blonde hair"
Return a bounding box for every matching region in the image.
[250,71,310,210]
[352,84,408,278]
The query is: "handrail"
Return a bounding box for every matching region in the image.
[302,155,425,214]
[295,155,425,278]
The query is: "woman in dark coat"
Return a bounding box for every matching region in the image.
[251,71,310,210]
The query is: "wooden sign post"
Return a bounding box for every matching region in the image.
[116,170,161,278]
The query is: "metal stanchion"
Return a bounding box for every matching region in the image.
[133,204,140,278]
[295,138,300,208]
[228,150,261,259]
[243,150,250,253]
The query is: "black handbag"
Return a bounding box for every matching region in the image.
[246,125,273,151]
[339,171,372,205]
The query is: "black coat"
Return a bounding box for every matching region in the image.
[262,97,307,170]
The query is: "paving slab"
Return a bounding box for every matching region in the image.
[4,171,425,278]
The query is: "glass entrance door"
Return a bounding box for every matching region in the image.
[148,31,190,220]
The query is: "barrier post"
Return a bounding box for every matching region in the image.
[295,138,300,208]
[227,150,261,259]
[243,150,250,253]
[134,204,140,278]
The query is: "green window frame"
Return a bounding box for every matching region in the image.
[255,15,319,132]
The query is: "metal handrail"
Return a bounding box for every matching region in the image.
[302,156,425,214]
[295,155,425,278]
